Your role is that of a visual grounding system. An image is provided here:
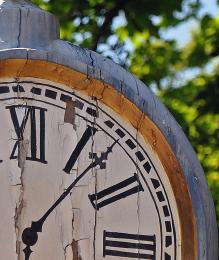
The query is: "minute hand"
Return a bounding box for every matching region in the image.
[22,139,118,258]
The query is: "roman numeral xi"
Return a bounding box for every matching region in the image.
[88,173,144,210]
[103,230,156,259]
[6,105,47,164]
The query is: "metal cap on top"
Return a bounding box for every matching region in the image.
[0,0,59,49]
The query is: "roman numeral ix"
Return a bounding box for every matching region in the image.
[6,105,47,164]
[103,230,156,259]
[88,173,144,210]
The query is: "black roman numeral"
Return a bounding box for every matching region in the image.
[6,105,47,164]
[63,125,97,174]
[88,173,144,210]
[103,231,156,259]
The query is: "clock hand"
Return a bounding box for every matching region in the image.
[22,139,118,259]
[23,246,32,260]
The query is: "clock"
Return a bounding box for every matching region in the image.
[0,1,217,259]
[0,77,181,260]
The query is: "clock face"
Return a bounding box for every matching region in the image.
[0,78,181,260]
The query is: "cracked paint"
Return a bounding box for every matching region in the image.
[64,100,76,129]
[14,162,25,260]
[18,139,29,169]
[0,0,206,258]
[89,52,95,67]
[92,169,98,260]
[0,76,185,260]
[72,240,82,260]
[17,8,22,48]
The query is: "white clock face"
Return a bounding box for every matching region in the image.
[0,78,181,260]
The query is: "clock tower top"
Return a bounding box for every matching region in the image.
[0,0,59,49]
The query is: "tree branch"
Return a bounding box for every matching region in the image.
[92,0,127,51]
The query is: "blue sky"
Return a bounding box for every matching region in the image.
[98,0,219,71]
[162,0,219,47]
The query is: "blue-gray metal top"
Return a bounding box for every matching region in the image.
[0,0,59,49]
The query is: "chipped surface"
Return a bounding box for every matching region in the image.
[71,240,82,260]
[0,78,183,260]
[0,1,217,259]
[0,61,216,259]
[64,100,76,128]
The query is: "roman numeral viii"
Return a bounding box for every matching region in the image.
[6,105,47,164]
[88,173,144,210]
[103,230,156,259]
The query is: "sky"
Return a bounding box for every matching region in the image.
[93,0,219,74]
[162,0,219,47]
[109,0,219,54]
[160,0,219,85]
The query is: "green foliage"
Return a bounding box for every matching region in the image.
[32,0,219,227]
[130,38,181,88]
[184,15,219,67]
[32,0,201,51]
[159,72,219,225]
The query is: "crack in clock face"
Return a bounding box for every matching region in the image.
[0,79,180,260]
[22,138,118,259]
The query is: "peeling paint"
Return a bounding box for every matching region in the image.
[18,139,29,169]
[95,81,106,101]
[0,0,213,258]
[14,169,24,260]
[72,240,82,260]
[64,243,73,260]
[0,76,198,259]
[151,129,157,149]
[64,100,76,129]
